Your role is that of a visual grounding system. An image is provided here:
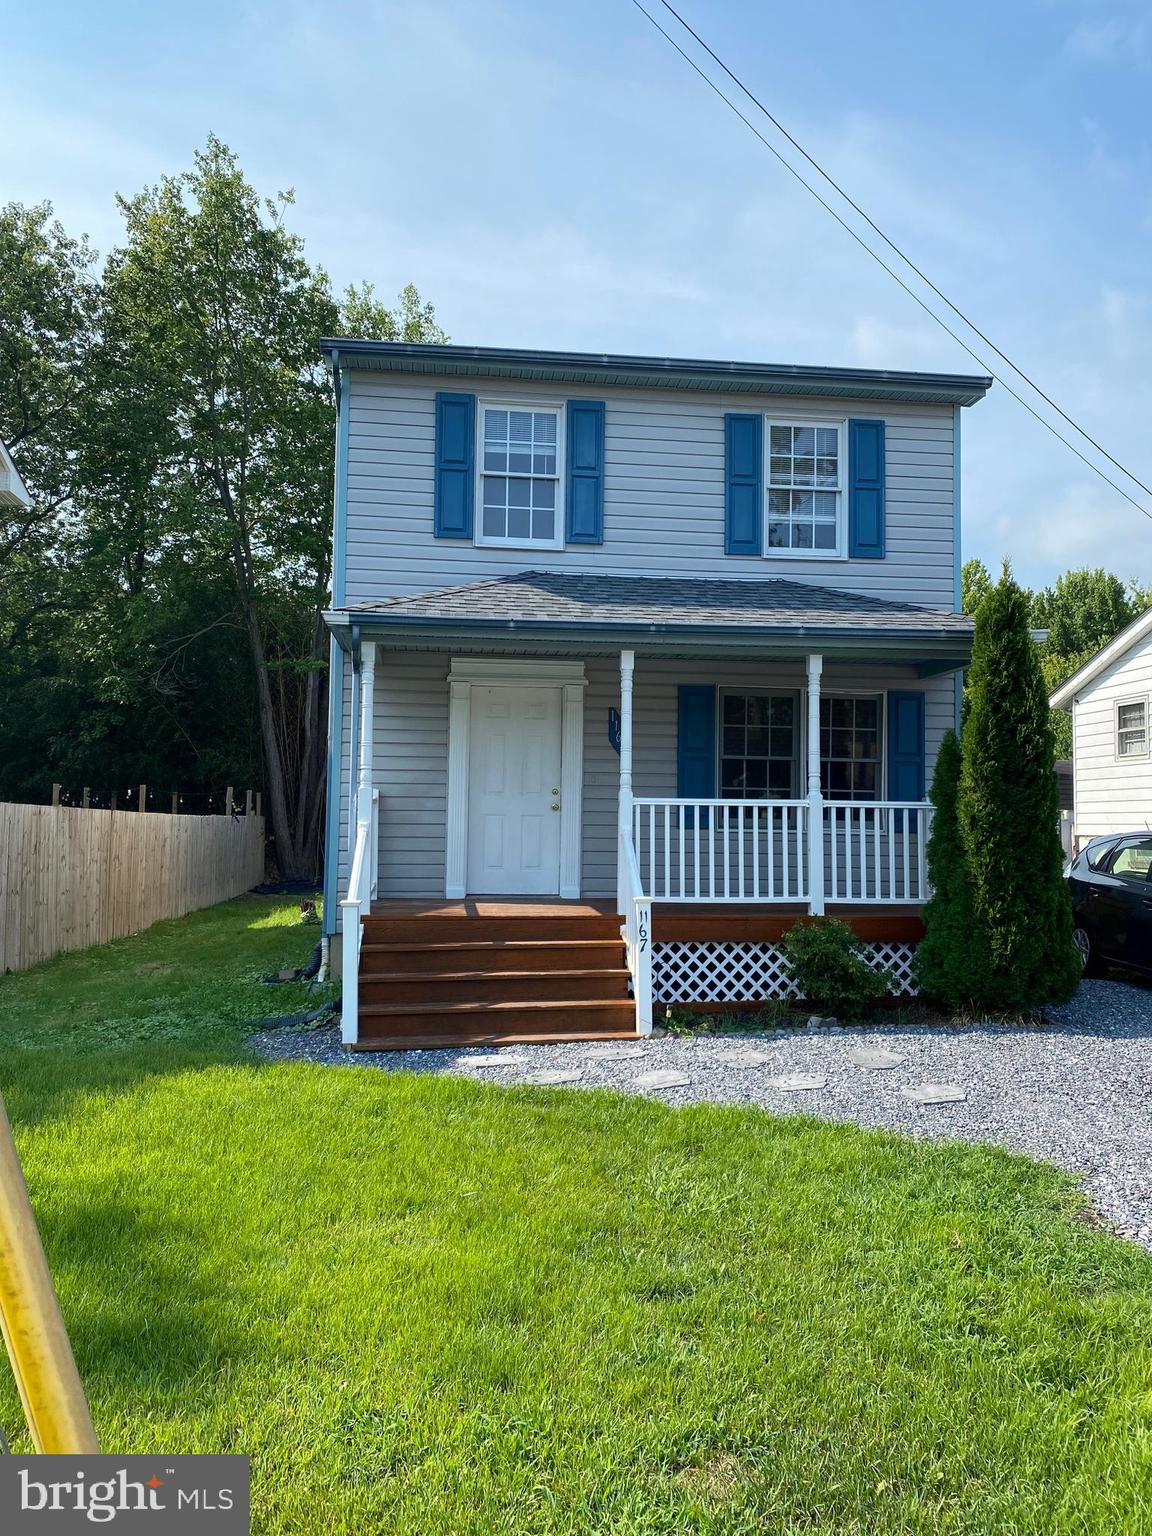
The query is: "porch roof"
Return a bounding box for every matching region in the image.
[326,572,973,672]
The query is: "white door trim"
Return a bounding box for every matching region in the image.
[445,658,585,899]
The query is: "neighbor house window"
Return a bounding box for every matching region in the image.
[478,404,563,547]
[1116,699,1148,758]
[719,692,797,800]
[820,696,881,801]
[767,421,842,555]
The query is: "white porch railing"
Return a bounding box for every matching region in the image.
[627,797,932,906]
[618,825,653,1035]
[618,794,930,1032]
[339,787,379,1046]
[632,799,809,903]
[823,802,931,903]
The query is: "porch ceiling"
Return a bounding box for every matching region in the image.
[325,571,973,673]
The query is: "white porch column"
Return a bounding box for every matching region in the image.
[341,639,377,1047]
[806,653,825,915]
[444,678,470,899]
[617,649,635,913]
[356,640,377,830]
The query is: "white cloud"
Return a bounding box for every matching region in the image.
[1066,10,1152,65]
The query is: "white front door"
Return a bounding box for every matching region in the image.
[466,684,564,895]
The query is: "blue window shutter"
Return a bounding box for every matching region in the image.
[887,691,926,801]
[678,685,716,826]
[848,418,886,558]
[725,413,762,555]
[566,399,604,544]
[434,391,475,538]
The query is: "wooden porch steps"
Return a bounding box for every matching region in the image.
[347,1027,639,1053]
[356,904,636,1050]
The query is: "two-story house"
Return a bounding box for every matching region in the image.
[321,341,989,1049]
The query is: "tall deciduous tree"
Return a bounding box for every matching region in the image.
[958,569,1080,1011]
[0,151,445,851]
[0,202,99,559]
[97,139,340,876]
[1030,568,1140,657]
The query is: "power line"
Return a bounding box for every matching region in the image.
[628,0,1152,524]
[655,0,1152,505]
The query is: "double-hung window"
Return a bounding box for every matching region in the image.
[1116,699,1149,759]
[716,690,883,803]
[767,421,843,554]
[820,696,881,801]
[478,403,563,548]
[720,692,797,800]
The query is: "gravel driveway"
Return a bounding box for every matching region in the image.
[251,977,1152,1251]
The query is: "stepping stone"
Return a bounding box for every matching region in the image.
[521,1068,583,1086]
[465,1053,529,1069]
[634,1070,692,1091]
[769,1073,828,1092]
[900,1083,966,1105]
[848,1047,908,1071]
[724,1050,775,1067]
[586,1045,646,1060]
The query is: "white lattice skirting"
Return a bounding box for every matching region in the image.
[652,940,919,1003]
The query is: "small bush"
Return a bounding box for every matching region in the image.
[781,917,891,1019]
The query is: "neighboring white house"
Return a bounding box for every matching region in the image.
[319,340,991,1047]
[1050,608,1152,847]
[0,437,31,510]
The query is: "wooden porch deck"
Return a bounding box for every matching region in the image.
[368,898,925,942]
[353,898,924,1052]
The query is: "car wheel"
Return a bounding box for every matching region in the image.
[1073,925,1101,977]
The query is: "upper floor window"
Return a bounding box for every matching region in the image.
[767,421,842,556]
[1116,698,1148,759]
[478,403,563,548]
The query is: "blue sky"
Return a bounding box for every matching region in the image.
[3,0,1151,590]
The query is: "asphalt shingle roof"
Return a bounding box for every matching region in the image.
[348,571,972,636]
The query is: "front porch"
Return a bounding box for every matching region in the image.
[328,572,969,1048]
[339,652,938,1045]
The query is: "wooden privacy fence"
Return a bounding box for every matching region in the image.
[0,802,266,974]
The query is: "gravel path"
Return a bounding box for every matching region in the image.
[250,977,1152,1250]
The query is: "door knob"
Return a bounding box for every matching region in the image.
[551,803,560,811]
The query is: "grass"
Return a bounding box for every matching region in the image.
[2,898,1152,1532]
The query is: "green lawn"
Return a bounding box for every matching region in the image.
[2,898,1151,1533]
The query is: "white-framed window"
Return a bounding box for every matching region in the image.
[714,689,883,803]
[820,695,882,801]
[719,691,798,800]
[477,401,564,548]
[1116,697,1149,759]
[767,420,843,556]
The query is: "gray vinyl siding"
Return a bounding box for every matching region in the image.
[344,372,958,611]
[346,652,955,902]
[1069,634,1152,841]
[336,654,451,901]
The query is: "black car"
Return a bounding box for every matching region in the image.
[1067,832,1152,977]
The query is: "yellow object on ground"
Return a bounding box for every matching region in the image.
[0,1092,99,1452]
